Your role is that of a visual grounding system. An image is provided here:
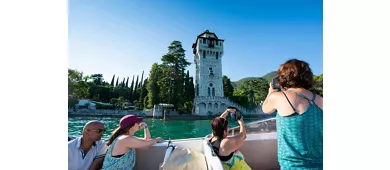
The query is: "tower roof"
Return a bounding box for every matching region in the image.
[192,30,224,49]
[197,29,219,39]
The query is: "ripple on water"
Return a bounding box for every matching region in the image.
[68,117,265,140]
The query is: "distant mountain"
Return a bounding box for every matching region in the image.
[231,71,323,89]
[260,71,278,82]
[231,71,277,88]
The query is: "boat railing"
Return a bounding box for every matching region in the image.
[228,117,276,136]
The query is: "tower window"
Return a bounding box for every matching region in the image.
[208,87,211,96]
[203,51,206,58]
[216,52,218,59]
[209,83,213,87]
[212,88,215,96]
[203,39,206,44]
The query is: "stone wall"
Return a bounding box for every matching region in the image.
[68,109,153,117]
[194,96,265,116]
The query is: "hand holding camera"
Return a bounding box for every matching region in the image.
[226,107,236,113]
[270,77,281,93]
[227,106,243,122]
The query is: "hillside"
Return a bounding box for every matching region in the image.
[231,71,323,90]
[261,71,278,82]
[231,71,277,88]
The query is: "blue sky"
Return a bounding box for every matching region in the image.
[68,0,322,82]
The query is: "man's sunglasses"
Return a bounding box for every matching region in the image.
[88,129,105,133]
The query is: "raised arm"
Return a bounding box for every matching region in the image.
[262,82,278,114]
[220,108,235,119]
[139,122,151,140]
[221,118,247,154]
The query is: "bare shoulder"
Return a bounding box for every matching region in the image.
[269,91,285,101]
[219,138,231,148]
[121,135,136,141]
[313,93,323,109]
[314,93,323,100]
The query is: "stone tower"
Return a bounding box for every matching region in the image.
[192,30,226,115]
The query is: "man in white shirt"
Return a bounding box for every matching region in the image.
[68,121,108,170]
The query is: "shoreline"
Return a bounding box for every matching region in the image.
[68,113,276,120]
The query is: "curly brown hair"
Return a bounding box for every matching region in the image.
[277,59,314,89]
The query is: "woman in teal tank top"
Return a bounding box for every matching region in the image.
[262,59,323,170]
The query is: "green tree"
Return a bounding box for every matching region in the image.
[133,75,139,100]
[129,76,135,101]
[68,68,90,99]
[159,40,191,110]
[121,78,126,88]
[68,68,84,82]
[147,63,160,109]
[68,97,78,109]
[232,89,249,108]
[311,74,323,96]
[223,75,234,98]
[136,79,148,109]
[241,78,269,104]
[139,71,144,88]
[72,80,90,99]
[90,74,104,85]
[125,77,129,87]
[110,75,115,86]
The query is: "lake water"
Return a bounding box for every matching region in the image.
[68,116,261,140]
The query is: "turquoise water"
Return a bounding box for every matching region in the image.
[68,116,248,140]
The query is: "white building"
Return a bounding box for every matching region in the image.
[192,30,251,115]
[76,99,96,110]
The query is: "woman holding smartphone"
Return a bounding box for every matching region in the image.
[262,59,323,169]
[209,108,252,170]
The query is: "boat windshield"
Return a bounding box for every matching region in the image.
[205,117,277,138]
[228,117,276,136]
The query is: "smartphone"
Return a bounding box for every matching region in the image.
[227,106,242,120]
[235,109,242,121]
[227,106,236,110]
[272,77,281,91]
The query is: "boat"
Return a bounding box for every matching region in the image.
[134,117,279,170]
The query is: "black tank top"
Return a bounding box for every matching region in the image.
[209,138,234,162]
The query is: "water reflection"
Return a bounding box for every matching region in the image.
[68,116,276,140]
